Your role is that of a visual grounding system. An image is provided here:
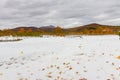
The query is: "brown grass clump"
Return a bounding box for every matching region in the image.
[19,78,28,80]
[57,66,60,69]
[76,71,79,75]
[59,71,62,75]
[42,68,45,71]
[0,72,3,77]
[69,67,72,70]
[79,78,87,80]
[48,72,52,74]
[112,62,115,66]
[47,75,52,78]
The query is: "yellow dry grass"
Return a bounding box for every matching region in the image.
[117,56,120,60]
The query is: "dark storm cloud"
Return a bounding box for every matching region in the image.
[0,0,120,29]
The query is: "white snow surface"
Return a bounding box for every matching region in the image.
[0,35,120,80]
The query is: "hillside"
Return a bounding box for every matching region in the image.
[11,25,55,32]
[0,23,120,36]
[64,23,120,35]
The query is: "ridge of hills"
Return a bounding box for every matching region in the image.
[0,23,120,36]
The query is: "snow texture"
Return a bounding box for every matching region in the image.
[0,35,120,80]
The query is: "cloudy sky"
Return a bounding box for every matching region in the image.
[0,0,120,29]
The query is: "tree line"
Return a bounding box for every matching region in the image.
[0,25,120,37]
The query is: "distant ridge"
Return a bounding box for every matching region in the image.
[0,23,120,36]
[65,23,120,32]
[11,25,55,32]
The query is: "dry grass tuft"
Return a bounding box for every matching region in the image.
[117,56,120,60]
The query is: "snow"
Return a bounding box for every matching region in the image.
[0,35,120,80]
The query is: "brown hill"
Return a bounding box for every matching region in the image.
[11,25,55,32]
[0,23,120,36]
[65,23,120,34]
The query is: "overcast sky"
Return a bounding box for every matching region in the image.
[0,0,120,29]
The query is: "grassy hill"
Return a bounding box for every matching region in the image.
[64,23,120,35]
[0,23,120,36]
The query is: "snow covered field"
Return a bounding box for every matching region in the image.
[0,35,120,80]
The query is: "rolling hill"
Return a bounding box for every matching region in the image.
[0,23,120,36]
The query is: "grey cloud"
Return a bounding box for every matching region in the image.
[0,0,120,29]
